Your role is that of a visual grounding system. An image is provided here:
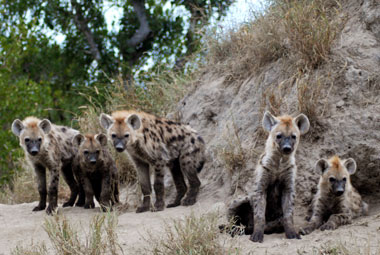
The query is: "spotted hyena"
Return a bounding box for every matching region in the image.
[300,156,368,235]
[99,110,205,213]
[249,111,310,242]
[72,133,119,211]
[11,117,83,214]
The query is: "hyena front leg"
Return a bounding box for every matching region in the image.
[167,158,187,208]
[250,167,269,243]
[299,214,323,235]
[83,176,95,209]
[99,173,112,211]
[46,166,60,215]
[134,158,152,213]
[33,164,47,211]
[61,162,79,207]
[281,172,300,239]
[152,165,165,212]
[320,213,352,231]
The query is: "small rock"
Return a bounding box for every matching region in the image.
[336,100,345,108]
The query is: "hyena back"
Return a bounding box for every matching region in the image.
[11,117,82,214]
[72,133,119,211]
[300,156,368,235]
[250,111,310,242]
[100,110,205,213]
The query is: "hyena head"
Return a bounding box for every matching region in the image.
[262,111,310,155]
[73,133,108,165]
[11,117,52,156]
[99,111,141,153]
[316,156,356,197]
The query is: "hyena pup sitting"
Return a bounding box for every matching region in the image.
[100,111,205,213]
[72,133,119,211]
[250,111,310,242]
[300,156,368,235]
[11,117,83,214]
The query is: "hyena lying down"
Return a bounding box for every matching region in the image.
[220,112,310,242]
[300,156,368,235]
[11,117,83,214]
[72,133,119,211]
[100,110,205,213]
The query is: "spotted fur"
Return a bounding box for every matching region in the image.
[11,117,82,214]
[300,156,368,235]
[250,111,310,242]
[100,110,205,213]
[72,133,119,211]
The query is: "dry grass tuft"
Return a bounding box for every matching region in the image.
[206,0,342,82]
[12,212,123,255]
[141,212,240,255]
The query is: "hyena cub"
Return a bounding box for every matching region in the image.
[11,117,82,214]
[300,156,368,235]
[100,111,205,213]
[72,133,119,210]
[250,111,310,242]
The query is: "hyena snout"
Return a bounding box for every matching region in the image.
[26,139,42,156]
[279,137,294,155]
[333,181,346,196]
[112,136,127,152]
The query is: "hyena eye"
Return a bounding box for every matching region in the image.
[276,134,282,139]
[124,133,129,138]
[342,177,347,182]
[96,150,100,154]
[329,177,336,183]
[38,137,42,142]
[291,134,296,140]
[111,134,116,138]
[24,138,30,143]
[84,150,89,155]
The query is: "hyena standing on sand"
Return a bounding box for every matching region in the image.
[72,133,119,210]
[300,156,368,235]
[11,117,83,214]
[100,110,205,213]
[250,111,310,242]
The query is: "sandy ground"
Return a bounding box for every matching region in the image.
[1,199,380,255]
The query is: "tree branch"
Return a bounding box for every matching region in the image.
[126,0,152,48]
[70,0,101,62]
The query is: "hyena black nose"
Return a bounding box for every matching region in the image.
[30,149,39,156]
[90,160,97,164]
[282,146,292,154]
[336,190,344,196]
[116,147,124,152]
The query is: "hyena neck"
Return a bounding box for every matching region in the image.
[127,140,154,163]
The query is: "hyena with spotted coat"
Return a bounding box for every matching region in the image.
[11,117,83,214]
[100,110,205,213]
[250,111,310,242]
[72,133,119,210]
[300,156,368,235]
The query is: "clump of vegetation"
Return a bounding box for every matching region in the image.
[206,0,342,82]
[141,212,240,255]
[12,212,123,255]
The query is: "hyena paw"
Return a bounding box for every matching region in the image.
[285,230,301,239]
[181,196,196,206]
[62,201,75,207]
[32,204,46,212]
[151,201,165,212]
[84,202,95,209]
[320,222,336,231]
[250,231,264,243]
[45,205,57,215]
[136,205,150,213]
[167,201,181,208]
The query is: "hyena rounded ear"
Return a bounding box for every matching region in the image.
[11,119,24,137]
[39,119,52,134]
[99,113,114,129]
[344,158,357,175]
[95,133,108,147]
[127,114,141,130]
[295,114,310,135]
[262,111,277,132]
[73,134,85,147]
[315,159,329,175]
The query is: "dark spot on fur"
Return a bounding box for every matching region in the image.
[197,136,204,143]
[177,135,185,141]
[192,148,200,154]
[155,119,163,124]
[144,134,147,144]
[61,127,67,132]
[166,126,172,133]
[143,128,149,133]
[191,138,195,144]
[167,120,176,125]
